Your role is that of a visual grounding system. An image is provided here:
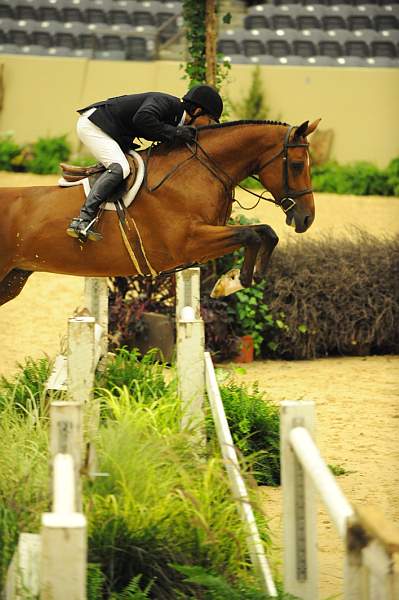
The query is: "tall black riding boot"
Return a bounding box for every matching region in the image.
[66,162,124,242]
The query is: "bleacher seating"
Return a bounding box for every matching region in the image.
[224,0,399,67]
[0,0,398,66]
[0,0,178,59]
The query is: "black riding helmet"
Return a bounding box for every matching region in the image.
[182,84,223,122]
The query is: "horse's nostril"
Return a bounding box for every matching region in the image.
[304,215,311,228]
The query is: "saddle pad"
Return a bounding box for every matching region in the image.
[57,151,145,211]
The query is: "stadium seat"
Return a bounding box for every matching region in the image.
[108,8,131,25]
[0,3,14,19]
[86,8,108,24]
[374,15,398,32]
[242,30,266,57]
[319,39,343,58]
[31,29,54,48]
[217,29,243,56]
[266,38,292,58]
[125,26,156,60]
[131,1,160,27]
[322,16,347,32]
[13,0,37,21]
[7,28,31,46]
[100,34,125,51]
[271,14,296,31]
[296,15,322,30]
[53,31,76,49]
[292,38,317,58]
[345,39,370,58]
[62,6,86,23]
[244,15,269,30]
[371,40,397,58]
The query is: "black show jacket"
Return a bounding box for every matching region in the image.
[78,92,185,151]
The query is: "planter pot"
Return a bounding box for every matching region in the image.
[233,335,254,363]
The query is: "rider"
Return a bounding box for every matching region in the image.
[66,85,224,242]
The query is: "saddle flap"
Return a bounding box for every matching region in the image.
[59,161,105,180]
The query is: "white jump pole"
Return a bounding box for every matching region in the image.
[84,277,108,359]
[40,454,87,600]
[205,352,278,597]
[67,316,96,404]
[50,401,83,511]
[281,400,319,599]
[176,268,205,436]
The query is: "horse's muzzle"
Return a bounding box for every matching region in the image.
[286,208,314,233]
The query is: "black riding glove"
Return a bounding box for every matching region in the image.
[174,126,196,143]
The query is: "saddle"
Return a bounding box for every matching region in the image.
[60,154,137,183]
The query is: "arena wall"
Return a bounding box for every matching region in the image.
[0,54,398,167]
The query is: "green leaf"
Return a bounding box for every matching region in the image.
[298,324,308,334]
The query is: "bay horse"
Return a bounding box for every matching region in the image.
[0,118,320,307]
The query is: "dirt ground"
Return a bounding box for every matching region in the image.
[0,172,398,598]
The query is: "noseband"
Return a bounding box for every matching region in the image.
[256,125,313,213]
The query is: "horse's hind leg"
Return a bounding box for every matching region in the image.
[0,269,33,306]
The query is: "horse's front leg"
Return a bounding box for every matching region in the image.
[185,224,263,298]
[251,224,279,282]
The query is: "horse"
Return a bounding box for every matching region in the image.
[0,118,320,307]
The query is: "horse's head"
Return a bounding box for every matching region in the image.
[257,119,321,233]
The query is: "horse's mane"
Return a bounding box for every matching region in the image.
[197,119,290,131]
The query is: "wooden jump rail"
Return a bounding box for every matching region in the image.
[281,400,399,600]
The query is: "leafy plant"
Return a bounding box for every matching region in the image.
[0,133,21,171]
[212,377,280,486]
[25,135,70,174]
[230,66,270,121]
[311,161,392,196]
[0,356,51,415]
[386,157,399,196]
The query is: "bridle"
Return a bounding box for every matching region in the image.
[244,124,313,213]
[144,124,312,214]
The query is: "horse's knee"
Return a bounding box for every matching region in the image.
[257,224,279,248]
[234,227,262,248]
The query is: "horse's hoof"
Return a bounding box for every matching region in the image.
[211,268,244,298]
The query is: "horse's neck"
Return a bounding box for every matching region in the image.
[200,124,284,184]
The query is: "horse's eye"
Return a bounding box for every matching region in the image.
[291,161,304,173]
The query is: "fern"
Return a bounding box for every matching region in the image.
[110,575,153,599]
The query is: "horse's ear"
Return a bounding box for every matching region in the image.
[294,118,321,139]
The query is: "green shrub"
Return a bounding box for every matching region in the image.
[210,375,280,486]
[312,161,393,195]
[25,135,70,174]
[386,157,399,196]
[0,134,21,171]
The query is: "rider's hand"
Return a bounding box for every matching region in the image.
[175,126,196,143]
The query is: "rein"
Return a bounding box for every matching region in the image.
[144,124,312,214]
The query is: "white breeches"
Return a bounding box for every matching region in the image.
[76,109,130,179]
